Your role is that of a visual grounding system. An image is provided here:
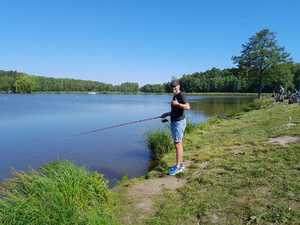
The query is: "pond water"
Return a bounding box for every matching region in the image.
[0,94,254,185]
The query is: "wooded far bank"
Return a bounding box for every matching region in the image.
[1,29,299,95]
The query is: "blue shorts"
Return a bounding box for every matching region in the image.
[170,119,186,143]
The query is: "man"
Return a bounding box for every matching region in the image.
[279,85,285,102]
[297,87,300,104]
[161,80,191,175]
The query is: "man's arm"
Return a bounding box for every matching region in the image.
[172,102,191,110]
[172,93,191,110]
[161,112,171,118]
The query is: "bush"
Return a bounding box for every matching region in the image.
[0,161,118,225]
[147,130,173,160]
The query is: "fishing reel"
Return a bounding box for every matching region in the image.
[161,118,169,123]
[160,112,170,123]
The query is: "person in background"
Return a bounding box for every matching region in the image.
[279,85,285,102]
[161,80,191,175]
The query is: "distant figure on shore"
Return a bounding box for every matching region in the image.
[275,85,285,102]
[161,80,191,176]
[288,88,300,104]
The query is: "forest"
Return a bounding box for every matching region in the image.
[0,70,139,93]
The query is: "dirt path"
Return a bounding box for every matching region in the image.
[114,161,193,224]
[269,136,300,145]
[127,176,186,213]
[114,175,186,224]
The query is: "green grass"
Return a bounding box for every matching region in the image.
[146,102,300,225]
[146,129,173,160]
[0,161,119,225]
[242,97,274,112]
[185,121,198,134]
[186,92,269,96]
[146,121,197,160]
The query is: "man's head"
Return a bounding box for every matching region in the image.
[170,80,181,95]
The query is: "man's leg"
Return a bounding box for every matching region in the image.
[175,141,183,166]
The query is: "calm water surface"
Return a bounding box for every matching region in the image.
[0,94,253,185]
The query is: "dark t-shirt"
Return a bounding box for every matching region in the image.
[171,92,187,122]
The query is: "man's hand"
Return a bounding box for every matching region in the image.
[171,100,180,107]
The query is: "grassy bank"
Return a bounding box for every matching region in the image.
[115,99,300,225]
[0,161,119,225]
[186,92,261,96]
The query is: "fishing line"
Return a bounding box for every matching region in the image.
[29,114,167,145]
[76,115,164,136]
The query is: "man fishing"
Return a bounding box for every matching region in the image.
[161,80,191,175]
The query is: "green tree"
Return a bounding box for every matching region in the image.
[232,29,292,98]
[0,76,12,92]
[293,63,300,90]
[117,82,139,92]
[140,84,166,93]
[14,76,36,93]
[267,63,294,92]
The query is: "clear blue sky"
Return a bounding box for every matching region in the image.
[1,0,299,85]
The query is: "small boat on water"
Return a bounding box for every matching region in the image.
[88,91,97,95]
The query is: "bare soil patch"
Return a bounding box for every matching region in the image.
[268,136,300,145]
[127,176,186,214]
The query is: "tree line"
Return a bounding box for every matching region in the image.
[2,63,299,94]
[0,71,139,93]
[140,62,300,95]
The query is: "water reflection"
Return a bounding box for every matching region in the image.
[189,96,254,117]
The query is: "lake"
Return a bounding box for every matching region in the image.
[0,94,254,185]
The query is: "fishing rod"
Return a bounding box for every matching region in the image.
[29,114,169,146]
[77,114,169,136]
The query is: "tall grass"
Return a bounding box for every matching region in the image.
[243,97,273,112]
[0,161,119,225]
[147,122,196,160]
[185,121,197,134]
[146,130,173,160]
